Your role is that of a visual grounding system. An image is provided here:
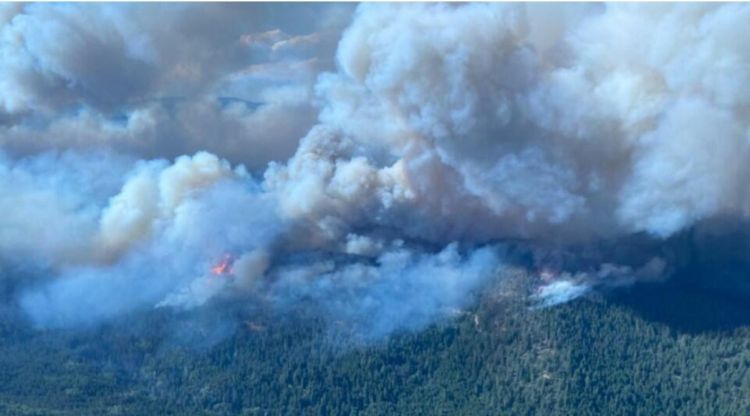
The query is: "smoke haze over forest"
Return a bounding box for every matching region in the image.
[2,3,750,339]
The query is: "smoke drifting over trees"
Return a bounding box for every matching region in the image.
[2,3,750,338]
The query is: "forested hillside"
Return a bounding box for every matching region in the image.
[1,274,750,416]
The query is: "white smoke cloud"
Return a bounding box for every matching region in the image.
[532,280,591,309]
[270,3,750,243]
[269,243,502,339]
[0,150,133,266]
[18,152,281,327]
[4,3,750,337]
[0,3,353,171]
[531,257,668,308]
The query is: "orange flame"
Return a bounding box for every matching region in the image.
[211,254,234,276]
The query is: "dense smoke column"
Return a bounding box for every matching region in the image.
[1,4,749,337]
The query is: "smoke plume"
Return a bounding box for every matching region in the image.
[2,3,750,338]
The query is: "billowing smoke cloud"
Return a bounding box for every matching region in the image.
[0,3,354,169]
[17,151,280,326]
[274,3,750,243]
[10,149,500,335]
[3,3,750,338]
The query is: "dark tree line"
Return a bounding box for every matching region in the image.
[1,280,749,415]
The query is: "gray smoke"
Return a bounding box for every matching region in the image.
[2,3,750,337]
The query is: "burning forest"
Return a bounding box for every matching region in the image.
[1,3,750,341]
